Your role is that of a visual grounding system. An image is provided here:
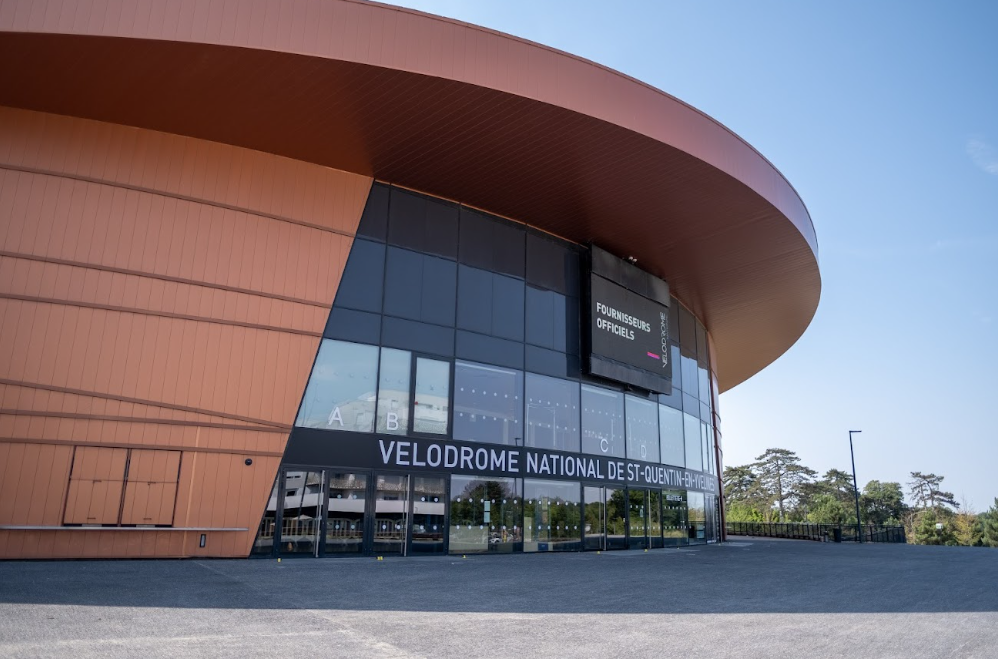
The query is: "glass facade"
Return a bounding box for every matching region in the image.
[523,479,581,552]
[449,476,523,553]
[581,384,625,458]
[296,341,378,432]
[525,373,580,452]
[414,357,450,435]
[453,361,523,445]
[263,183,723,558]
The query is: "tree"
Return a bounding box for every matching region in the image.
[724,501,765,522]
[821,469,858,509]
[912,509,956,546]
[807,493,849,525]
[952,510,983,547]
[722,465,767,520]
[907,472,959,512]
[861,480,906,526]
[753,448,816,522]
[982,499,998,548]
[723,465,760,502]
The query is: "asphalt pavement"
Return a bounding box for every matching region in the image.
[1,539,996,658]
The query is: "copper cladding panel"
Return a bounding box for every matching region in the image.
[0,0,820,392]
[0,107,372,558]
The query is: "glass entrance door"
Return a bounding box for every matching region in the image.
[648,490,664,549]
[410,476,446,554]
[280,470,324,556]
[605,486,627,550]
[325,472,367,554]
[583,486,627,551]
[257,468,452,557]
[627,489,648,549]
[373,474,410,555]
[583,485,606,550]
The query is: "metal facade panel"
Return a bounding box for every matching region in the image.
[0,107,372,558]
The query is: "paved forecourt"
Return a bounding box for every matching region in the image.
[1,540,996,658]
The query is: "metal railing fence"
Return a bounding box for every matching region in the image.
[726,522,906,543]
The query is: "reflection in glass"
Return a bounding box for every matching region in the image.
[373,474,409,555]
[648,490,664,548]
[525,373,580,452]
[251,477,279,555]
[280,470,323,555]
[698,364,711,404]
[659,405,685,468]
[525,285,569,352]
[376,348,410,434]
[681,351,698,399]
[627,489,648,549]
[625,395,659,462]
[662,490,688,546]
[581,385,625,458]
[583,486,606,551]
[707,425,717,476]
[414,358,450,434]
[701,422,711,475]
[670,343,682,391]
[523,479,581,552]
[296,340,378,432]
[688,490,706,544]
[684,413,703,472]
[704,494,718,544]
[453,361,523,445]
[605,487,627,549]
[325,472,367,554]
[411,476,446,554]
[449,476,523,554]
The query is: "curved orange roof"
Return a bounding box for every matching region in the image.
[0,0,820,392]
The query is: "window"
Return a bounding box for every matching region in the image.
[659,405,685,468]
[332,239,385,313]
[525,286,570,353]
[688,490,706,543]
[683,413,703,471]
[456,265,525,341]
[387,187,459,259]
[449,476,522,554]
[681,350,699,399]
[662,490,688,545]
[356,182,389,241]
[698,364,711,404]
[458,207,525,278]
[526,233,579,296]
[383,247,457,327]
[325,472,367,554]
[581,384,625,458]
[376,348,410,435]
[625,395,659,462]
[701,421,710,475]
[296,339,378,432]
[453,361,523,445]
[525,373,580,452]
[414,358,450,435]
[523,479,581,552]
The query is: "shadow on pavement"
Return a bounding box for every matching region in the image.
[1,540,996,615]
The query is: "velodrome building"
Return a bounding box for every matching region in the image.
[0,0,820,559]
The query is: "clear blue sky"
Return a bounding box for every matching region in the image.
[384,0,998,511]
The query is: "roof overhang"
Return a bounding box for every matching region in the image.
[0,0,820,392]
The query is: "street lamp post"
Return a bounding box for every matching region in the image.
[849,430,862,543]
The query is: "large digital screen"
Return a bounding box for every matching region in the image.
[587,246,671,393]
